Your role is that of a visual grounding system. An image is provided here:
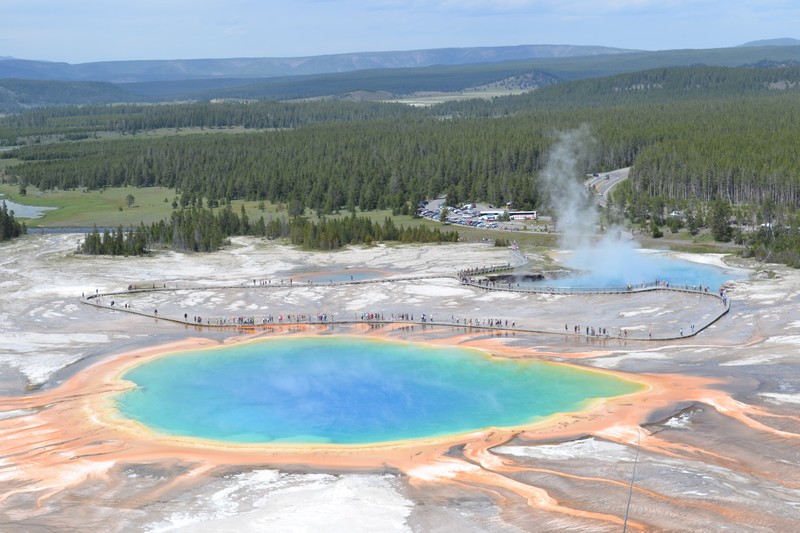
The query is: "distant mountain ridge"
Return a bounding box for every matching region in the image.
[0,45,636,83]
[4,41,800,112]
[738,38,800,47]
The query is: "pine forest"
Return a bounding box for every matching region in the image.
[1,65,800,265]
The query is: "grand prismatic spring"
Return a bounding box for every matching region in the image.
[115,336,644,445]
[1,238,799,532]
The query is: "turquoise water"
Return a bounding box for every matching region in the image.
[536,246,741,290]
[116,337,642,445]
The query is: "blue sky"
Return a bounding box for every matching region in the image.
[2,0,798,63]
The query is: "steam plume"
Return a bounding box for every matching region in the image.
[540,125,652,286]
[540,124,597,251]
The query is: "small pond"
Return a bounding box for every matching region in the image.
[0,193,57,219]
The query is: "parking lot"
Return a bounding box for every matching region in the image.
[417,197,550,232]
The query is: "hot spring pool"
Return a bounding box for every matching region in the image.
[115,337,643,445]
[538,247,742,289]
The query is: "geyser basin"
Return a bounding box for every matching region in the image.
[116,337,643,445]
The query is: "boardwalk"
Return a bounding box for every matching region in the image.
[81,252,730,342]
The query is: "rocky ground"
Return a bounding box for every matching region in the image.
[0,234,798,532]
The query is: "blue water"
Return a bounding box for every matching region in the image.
[116,337,642,445]
[537,244,741,290]
[0,194,57,219]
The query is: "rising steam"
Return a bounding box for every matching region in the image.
[541,125,598,249]
[540,124,598,251]
[539,125,658,286]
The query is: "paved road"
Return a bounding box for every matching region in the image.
[585,167,630,207]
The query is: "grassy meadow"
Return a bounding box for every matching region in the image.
[0,182,287,228]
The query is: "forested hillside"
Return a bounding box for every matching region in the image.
[2,64,800,264]
[0,79,139,113]
[6,74,800,214]
[0,100,425,145]
[437,65,800,113]
[3,116,547,212]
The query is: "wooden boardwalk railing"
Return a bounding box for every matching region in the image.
[80,250,730,341]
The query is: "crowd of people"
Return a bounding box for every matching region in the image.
[192,313,335,326]
[84,256,729,340]
[567,324,618,337]
[87,290,723,340]
[176,310,526,331]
